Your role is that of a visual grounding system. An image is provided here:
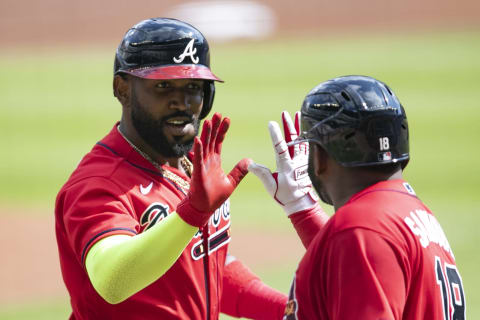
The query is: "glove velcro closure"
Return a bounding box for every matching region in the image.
[283,190,319,216]
[176,199,212,228]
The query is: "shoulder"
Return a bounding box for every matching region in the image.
[302,226,412,287]
[326,199,391,234]
[310,194,421,265]
[309,188,428,267]
[55,141,132,214]
[60,124,135,189]
[330,186,423,235]
[60,141,127,192]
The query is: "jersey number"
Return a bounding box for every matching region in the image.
[435,256,466,320]
[379,137,390,150]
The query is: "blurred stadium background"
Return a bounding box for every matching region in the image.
[0,0,479,318]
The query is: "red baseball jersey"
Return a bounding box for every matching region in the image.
[55,123,232,319]
[284,179,466,320]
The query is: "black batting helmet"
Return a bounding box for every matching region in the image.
[298,75,409,168]
[114,18,223,119]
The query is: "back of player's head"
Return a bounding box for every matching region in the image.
[114,17,223,119]
[299,75,409,168]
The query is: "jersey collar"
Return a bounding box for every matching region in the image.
[99,122,190,180]
[346,179,418,205]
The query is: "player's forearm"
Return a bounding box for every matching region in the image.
[289,204,329,248]
[221,258,287,319]
[85,212,197,304]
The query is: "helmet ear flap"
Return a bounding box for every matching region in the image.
[200,81,215,119]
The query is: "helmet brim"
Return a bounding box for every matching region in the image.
[118,64,224,82]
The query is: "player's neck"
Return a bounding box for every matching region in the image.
[331,169,403,211]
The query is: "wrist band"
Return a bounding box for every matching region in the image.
[176,198,212,227]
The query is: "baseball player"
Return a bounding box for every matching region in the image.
[249,76,466,319]
[55,18,287,319]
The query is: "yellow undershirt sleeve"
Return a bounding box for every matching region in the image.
[85,212,197,304]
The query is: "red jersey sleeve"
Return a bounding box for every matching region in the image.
[321,228,409,320]
[289,204,329,249]
[58,177,139,266]
[221,258,287,319]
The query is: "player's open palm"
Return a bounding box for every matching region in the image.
[177,113,251,227]
[248,111,317,216]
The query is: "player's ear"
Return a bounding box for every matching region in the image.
[113,74,131,106]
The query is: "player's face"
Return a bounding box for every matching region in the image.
[130,78,204,158]
[308,143,333,206]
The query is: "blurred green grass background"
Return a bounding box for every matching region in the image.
[0,30,479,318]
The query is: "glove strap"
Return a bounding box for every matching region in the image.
[283,190,318,216]
[176,198,212,227]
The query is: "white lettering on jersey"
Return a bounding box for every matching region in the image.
[191,221,231,260]
[194,200,231,238]
[404,209,454,259]
[190,200,231,260]
[173,38,199,64]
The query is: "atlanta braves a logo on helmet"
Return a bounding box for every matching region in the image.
[140,202,170,231]
[173,38,199,64]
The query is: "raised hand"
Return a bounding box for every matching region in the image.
[248,111,318,216]
[177,113,251,227]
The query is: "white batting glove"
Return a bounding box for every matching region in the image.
[248,111,318,216]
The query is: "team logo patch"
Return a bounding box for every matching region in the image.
[140,181,153,195]
[402,182,416,195]
[378,151,392,161]
[173,38,199,64]
[140,202,170,231]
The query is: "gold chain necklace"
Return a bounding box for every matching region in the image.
[117,125,193,193]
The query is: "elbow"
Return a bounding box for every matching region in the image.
[91,279,130,305]
[101,291,127,305]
